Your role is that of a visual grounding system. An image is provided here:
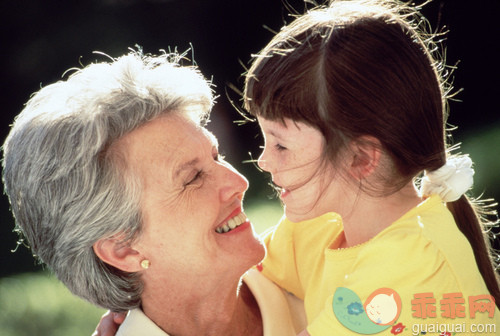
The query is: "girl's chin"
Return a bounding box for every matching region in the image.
[283,205,313,223]
[281,188,324,221]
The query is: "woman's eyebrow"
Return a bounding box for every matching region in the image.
[173,128,220,180]
[174,158,200,179]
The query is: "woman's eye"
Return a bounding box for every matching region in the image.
[185,171,203,186]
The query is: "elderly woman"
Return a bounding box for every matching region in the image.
[2,51,305,335]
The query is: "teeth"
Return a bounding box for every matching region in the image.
[215,212,247,234]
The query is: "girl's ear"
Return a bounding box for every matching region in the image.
[93,238,143,273]
[348,136,382,180]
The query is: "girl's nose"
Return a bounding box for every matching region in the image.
[257,151,269,172]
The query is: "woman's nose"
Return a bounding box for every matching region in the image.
[219,163,249,202]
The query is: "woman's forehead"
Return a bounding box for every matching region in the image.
[110,114,214,169]
[200,126,218,148]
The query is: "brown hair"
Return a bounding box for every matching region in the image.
[244,0,499,304]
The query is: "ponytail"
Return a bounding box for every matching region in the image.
[447,196,500,308]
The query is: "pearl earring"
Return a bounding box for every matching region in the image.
[141,259,151,269]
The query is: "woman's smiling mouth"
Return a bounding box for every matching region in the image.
[215,212,248,233]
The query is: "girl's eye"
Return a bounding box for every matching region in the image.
[275,143,287,151]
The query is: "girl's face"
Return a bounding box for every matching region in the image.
[257,117,345,222]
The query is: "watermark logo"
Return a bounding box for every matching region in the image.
[332,287,402,334]
[333,288,496,335]
[411,293,495,319]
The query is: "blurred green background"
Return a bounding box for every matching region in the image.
[1,0,499,335]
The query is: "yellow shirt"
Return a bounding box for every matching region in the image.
[261,195,499,335]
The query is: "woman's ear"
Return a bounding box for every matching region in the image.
[348,136,382,180]
[93,238,143,273]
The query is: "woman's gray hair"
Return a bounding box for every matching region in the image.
[2,50,214,311]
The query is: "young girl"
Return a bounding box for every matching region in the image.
[96,1,499,335]
[244,0,499,334]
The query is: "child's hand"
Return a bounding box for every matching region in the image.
[297,329,311,336]
[92,310,126,336]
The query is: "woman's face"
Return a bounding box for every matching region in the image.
[117,113,265,289]
[257,117,349,222]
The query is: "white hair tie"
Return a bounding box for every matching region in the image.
[420,156,474,202]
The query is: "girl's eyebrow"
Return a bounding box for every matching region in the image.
[269,130,285,140]
[264,125,289,142]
